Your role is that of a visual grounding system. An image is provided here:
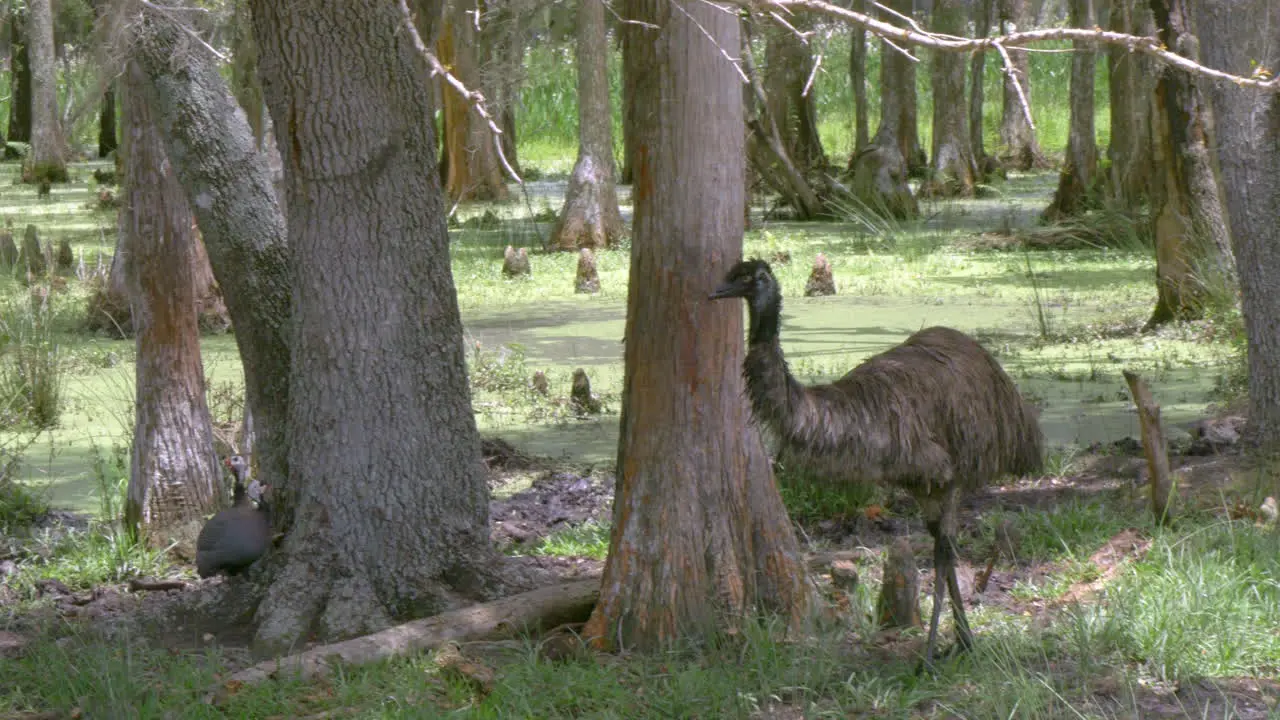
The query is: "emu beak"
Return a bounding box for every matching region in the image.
[708,281,746,300]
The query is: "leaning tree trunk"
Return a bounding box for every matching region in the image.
[764,18,826,171]
[7,9,31,147]
[130,9,292,548]
[848,0,870,154]
[1195,2,1280,448]
[249,0,497,657]
[1144,0,1233,328]
[98,85,118,158]
[1106,0,1155,204]
[119,59,223,551]
[997,0,1046,169]
[924,0,976,197]
[25,0,65,181]
[1042,0,1098,221]
[548,0,625,251]
[969,0,993,175]
[583,0,817,651]
[437,8,510,203]
[849,0,919,219]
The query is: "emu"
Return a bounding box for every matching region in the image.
[709,259,1044,665]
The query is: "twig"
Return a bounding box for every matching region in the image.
[396,0,523,185]
[993,41,1035,130]
[801,52,822,97]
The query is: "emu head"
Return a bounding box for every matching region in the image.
[708,259,783,343]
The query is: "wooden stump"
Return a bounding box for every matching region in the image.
[20,225,46,279]
[55,239,73,272]
[570,368,602,416]
[501,245,531,277]
[875,536,922,629]
[0,231,17,268]
[804,252,836,297]
[1123,370,1174,525]
[574,248,600,294]
[530,370,549,397]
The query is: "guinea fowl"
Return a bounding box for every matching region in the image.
[195,455,271,579]
[709,259,1044,666]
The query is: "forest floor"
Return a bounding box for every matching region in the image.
[1,164,1277,718]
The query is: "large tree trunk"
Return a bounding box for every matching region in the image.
[98,85,118,158]
[997,0,1046,169]
[119,59,223,551]
[230,0,286,212]
[1195,2,1280,448]
[849,0,919,219]
[249,0,496,656]
[764,19,825,171]
[1106,0,1154,204]
[924,0,976,197]
[129,9,292,557]
[437,10,510,203]
[548,0,625,251]
[7,9,31,148]
[969,0,992,173]
[582,0,817,651]
[1144,0,1233,328]
[849,0,869,154]
[25,0,66,180]
[1042,0,1098,221]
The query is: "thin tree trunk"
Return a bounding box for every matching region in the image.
[1144,0,1233,328]
[549,0,625,251]
[620,26,638,185]
[119,59,223,550]
[1042,0,1098,220]
[25,0,65,180]
[98,85,118,158]
[764,18,825,171]
[849,0,869,154]
[1195,2,1280,448]
[969,0,992,173]
[249,0,497,657]
[583,0,817,651]
[997,0,1046,169]
[1106,0,1154,204]
[924,0,976,197]
[438,12,510,203]
[6,9,31,148]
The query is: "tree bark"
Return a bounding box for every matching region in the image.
[924,0,976,197]
[583,0,817,651]
[1106,0,1154,204]
[849,0,869,154]
[1195,2,1280,449]
[438,10,510,203]
[249,0,497,656]
[25,0,66,180]
[1144,0,1233,328]
[230,0,286,212]
[620,24,638,185]
[969,0,992,173]
[98,85,118,158]
[118,59,223,551]
[764,18,825,171]
[6,9,31,148]
[997,0,1046,169]
[549,0,625,251]
[129,10,292,549]
[1042,0,1098,221]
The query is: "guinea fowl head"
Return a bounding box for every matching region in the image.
[708,259,783,344]
[226,454,251,505]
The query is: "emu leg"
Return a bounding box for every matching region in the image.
[943,536,975,654]
[921,521,948,667]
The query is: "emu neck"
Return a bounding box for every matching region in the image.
[747,292,783,346]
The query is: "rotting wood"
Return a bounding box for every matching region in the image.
[1123,370,1174,524]
[127,579,188,592]
[213,578,600,698]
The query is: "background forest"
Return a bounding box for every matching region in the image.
[1,0,1279,717]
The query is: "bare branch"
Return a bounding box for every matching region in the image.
[801,52,822,98]
[993,41,1035,130]
[396,0,523,184]
[737,0,1280,91]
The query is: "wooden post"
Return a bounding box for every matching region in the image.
[1123,370,1174,524]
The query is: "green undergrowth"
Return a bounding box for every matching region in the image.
[5,518,1278,718]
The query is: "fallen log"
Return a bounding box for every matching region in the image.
[217,578,600,694]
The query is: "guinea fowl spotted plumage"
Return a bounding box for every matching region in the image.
[709,259,1044,667]
[195,455,271,579]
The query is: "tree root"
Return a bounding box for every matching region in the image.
[213,578,600,700]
